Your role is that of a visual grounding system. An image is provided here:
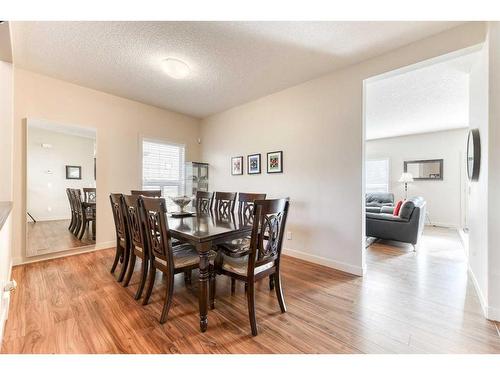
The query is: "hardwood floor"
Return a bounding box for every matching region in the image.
[2,226,500,354]
[27,219,95,257]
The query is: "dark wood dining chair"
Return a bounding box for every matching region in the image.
[109,193,130,282]
[140,196,206,322]
[213,192,237,215]
[131,190,162,197]
[122,194,150,300]
[216,193,267,293]
[194,191,214,212]
[66,188,77,232]
[69,188,83,236]
[83,187,96,203]
[210,198,290,336]
[74,190,96,241]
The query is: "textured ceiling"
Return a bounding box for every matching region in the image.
[12,21,465,118]
[365,51,479,140]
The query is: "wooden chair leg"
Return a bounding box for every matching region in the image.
[274,272,287,313]
[142,260,156,305]
[230,278,236,295]
[246,281,258,336]
[269,275,275,290]
[159,272,174,324]
[92,219,96,241]
[209,271,216,310]
[184,270,192,286]
[244,282,248,292]
[123,252,136,287]
[78,217,87,240]
[110,240,122,274]
[117,245,130,283]
[134,257,149,300]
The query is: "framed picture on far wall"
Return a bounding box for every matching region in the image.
[231,156,243,175]
[247,153,261,174]
[267,151,283,173]
[66,165,82,180]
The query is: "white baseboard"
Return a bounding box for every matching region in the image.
[468,264,489,318]
[283,247,364,276]
[13,241,115,266]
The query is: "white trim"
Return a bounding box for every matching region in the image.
[468,264,488,318]
[13,241,115,266]
[283,247,364,276]
[487,306,500,322]
[27,216,71,222]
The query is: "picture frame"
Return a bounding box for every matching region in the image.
[247,153,261,174]
[231,156,243,175]
[66,165,82,180]
[267,151,283,174]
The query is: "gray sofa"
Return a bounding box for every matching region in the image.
[366,196,426,250]
[366,192,394,213]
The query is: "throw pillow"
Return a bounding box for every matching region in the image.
[399,200,416,220]
[393,200,404,216]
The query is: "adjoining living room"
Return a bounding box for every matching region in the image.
[363,47,482,278]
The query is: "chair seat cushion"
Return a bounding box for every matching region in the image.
[221,253,273,276]
[155,245,216,269]
[217,236,251,255]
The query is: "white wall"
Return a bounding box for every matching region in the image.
[0,62,13,201]
[366,129,468,228]
[27,126,95,221]
[13,68,201,265]
[201,23,486,276]
[467,41,489,313]
[486,22,500,321]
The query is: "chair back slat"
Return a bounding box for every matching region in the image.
[83,188,96,203]
[72,189,83,214]
[213,192,237,215]
[131,190,161,197]
[122,194,145,250]
[247,198,290,277]
[109,193,127,240]
[236,193,266,226]
[195,191,214,212]
[140,197,174,270]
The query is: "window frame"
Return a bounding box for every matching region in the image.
[365,157,391,194]
[139,135,186,198]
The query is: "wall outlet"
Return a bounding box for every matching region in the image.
[287,231,292,240]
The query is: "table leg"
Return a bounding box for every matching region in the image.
[197,242,211,332]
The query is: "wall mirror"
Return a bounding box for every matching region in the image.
[404,159,443,180]
[467,128,481,181]
[26,118,97,257]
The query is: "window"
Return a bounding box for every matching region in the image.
[142,138,185,201]
[366,158,390,193]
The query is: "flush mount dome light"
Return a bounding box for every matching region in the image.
[162,58,190,79]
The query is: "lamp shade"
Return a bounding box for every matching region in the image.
[398,172,414,183]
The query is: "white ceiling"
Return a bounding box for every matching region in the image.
[365,50,480,140]
[12,21,465,118]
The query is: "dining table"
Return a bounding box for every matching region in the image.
[167,210,253,332]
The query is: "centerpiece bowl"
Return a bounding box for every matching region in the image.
[169,195,193,214]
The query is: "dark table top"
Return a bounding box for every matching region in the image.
[167,211,252,244]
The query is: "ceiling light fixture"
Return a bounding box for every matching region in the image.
[162,58,190,79]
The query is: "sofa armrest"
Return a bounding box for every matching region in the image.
[366,212,409,222]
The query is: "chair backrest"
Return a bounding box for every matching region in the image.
[236,193,267,227]
[109,193,127,241]
[247,198,290,277]
[66,188,75,212]
[131,190,162,198]
[83,188,97,203]
[140,196,174,271]
[195,191,214,212]
[213,192,237,215]
[72,188,83,214]
[122,194,146,250]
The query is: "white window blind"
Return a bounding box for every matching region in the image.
[142,139,185,199]
[366,159,390,193]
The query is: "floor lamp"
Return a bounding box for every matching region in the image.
[398,172,414,199]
